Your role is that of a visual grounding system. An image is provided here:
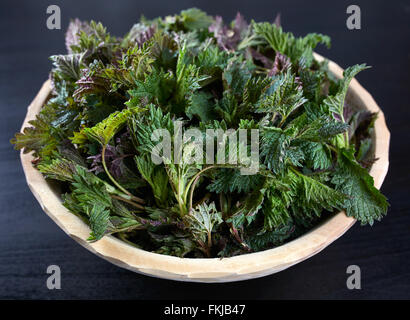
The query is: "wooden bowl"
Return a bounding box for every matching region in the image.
[19,54,390,282]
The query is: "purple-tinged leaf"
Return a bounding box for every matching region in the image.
[125,23,156,47]
[273,13,281,27]
[209,13,248,51]
[268,52,291,76]
[65,19,92,53]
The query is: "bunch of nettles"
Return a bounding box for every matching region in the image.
[11,8,388,258]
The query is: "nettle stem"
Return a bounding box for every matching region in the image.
[339,113,350,147]
[185,165,220,213]
[101,144,145,205]
[110,194,144,210]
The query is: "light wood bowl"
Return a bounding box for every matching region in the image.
[19,54,390,282]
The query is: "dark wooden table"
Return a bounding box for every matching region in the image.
[1,0,409,299]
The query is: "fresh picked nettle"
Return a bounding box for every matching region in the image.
[12,8,388,258]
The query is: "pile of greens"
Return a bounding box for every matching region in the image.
[12,9,388,258]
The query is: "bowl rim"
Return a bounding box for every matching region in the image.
[19,53,390,282]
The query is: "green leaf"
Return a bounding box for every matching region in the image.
[87,203,111,241]
[261,175,296,230]
[50,53,84,81]
[71,166,113,208]
[195,43,230,79]
[37,158,76,182]
[82,108,135,145]
[263,190,292,230]
[222,57,252,97]
[293,169,345,209]
[186,91,216,122]
[184,202,223,245]
[255,69,307,123]
[252,22,291,54]
[207,168,264,193]
[174,43,210,111]
[331,149,388,225]
[180,8,213,31]
[135,155,170,207]
[228,188,265,229]
[130,104,174,156]
[150,232,194,257]
[260,127,299,174]
[301,141,332,170]
[323,64,369,119]
[247,22,330,64]
[245,223,295,251]
[126,68,174,108]
[10,104,58,158]
[289,168,346,221]
[296,115,349,142]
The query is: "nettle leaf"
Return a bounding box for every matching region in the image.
[130,104,174,156]
[291,169,346,211]
[150,232,194,257]
[323,64,369,119]
[245,22,330,64]
[301,141,332,170]
[251,22,291,53]
[195,42,230,76]
[70,20,118,63]
[260,127,301,174]
[214,92,240,126]
[50,53,84,81]
[82,108,135,145]
[228,188,266,229]
[255,69,307,123]
[245,223,295,252]
[207,168,264,194]
[37,158,76,182]
[331,149,388,225]
[209,13,248,51]
[65,18,92,53]
[184,202,223,245]
[288,168,347,224]
[357,138,372,162]
[259,175,297,230]
[135,155,170,207]
[222,57,252,96]
[122,23,156,48]
[87,203,111,241]
[100,44,155,92]
[295,115,349,142]
[299,69,325,103]
[70,166,113,240]
[180,8,214,31]
[68,165,142,241]
[288,33,330,67]
[243,76,273,105]
[173,43,210,113]
[185,91,216,122]
[126,68,174,108]
[71,166,113,208]
[263,189,292,230]
[11,104,58,158]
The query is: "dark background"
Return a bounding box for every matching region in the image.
[0,0,409,300]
